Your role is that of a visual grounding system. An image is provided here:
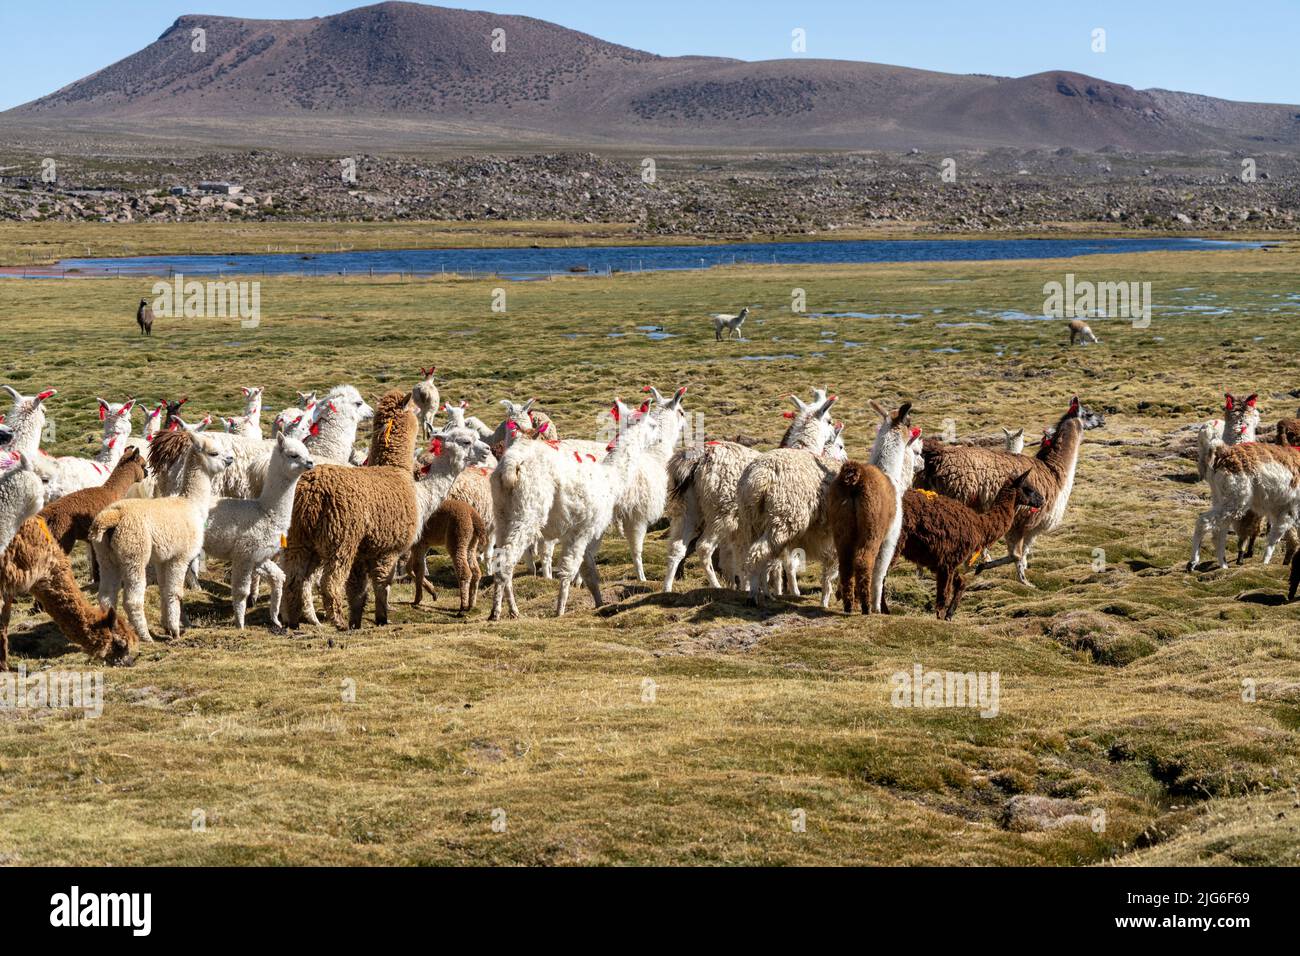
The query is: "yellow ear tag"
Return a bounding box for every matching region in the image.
[383,420,394,445]
[919,489,938,499]
[968,549,982,567]
[280,534,287,549]
[37,517,55,544]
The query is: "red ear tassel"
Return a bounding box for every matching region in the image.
[1224,393,1234,410]
[538,421,550,435]
[782,411,795,419]
[610,403,620,422]
[36,389,56,401]
[309,421,320,436]
[98,405,107,421]
[639,400,650,414]
[910,427,922,440]
[431,437,444,457]
[1246,394,1258,407]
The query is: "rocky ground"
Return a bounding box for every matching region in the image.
[0,146,1296,235]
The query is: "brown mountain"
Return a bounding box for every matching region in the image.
[6,1,1299,152]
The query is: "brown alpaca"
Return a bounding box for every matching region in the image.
[408,498,486,613]
[280,390,420,630]
[918,397,1105,584]
[827,401,919,614]
[893,474,1043,619]
[39,447,148,581]
[1,517,138,670]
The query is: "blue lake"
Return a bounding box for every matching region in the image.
[47,237,1263,279]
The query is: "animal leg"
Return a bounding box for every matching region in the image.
[157,561,186,639]
[409,546,430,607]
[1188,509,1214,570]
[856,552,874,615]
[229,558,255,631]
[627,522,648,583]
[946,570,968,620]
[257,559,286,628]
[0,598,11,671]
[837,544,857,613]
[1262,513,1296,565]
[123,569,152,644]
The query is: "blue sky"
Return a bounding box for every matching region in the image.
[1,0,1297,111]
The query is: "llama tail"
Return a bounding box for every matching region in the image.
[88,506,124,544]
[666,449,703,506]
[835,460,871,497]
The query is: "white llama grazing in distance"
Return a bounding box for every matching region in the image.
[1068,318,1100,345]
[91,430,234,642]
[712,307,749,341]
[490,399,660,619]
[200,433,315,629]
[1002,427,1025,454]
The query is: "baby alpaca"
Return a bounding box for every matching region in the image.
[409,499,486,613]
[894,472,1043,619]
[1002,427,1025,454]
[201,434,315,629]
[91,431,234,642]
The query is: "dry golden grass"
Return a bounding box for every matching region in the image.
[1,241,1298,865]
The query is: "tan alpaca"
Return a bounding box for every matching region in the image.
[90,431,234,642]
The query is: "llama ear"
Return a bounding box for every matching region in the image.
[1002,427,1012,437]
[894,401,913,425]
[523,398,536,413]
[1,386,21,401]
[671,386,687,407]
[1246,394,1258,407]
[97,399,109,421]
[908,427,922,444]
[240,387,250,396]
[1013,469,1033,485]
[1067,396,1080,416]
[1224,392,1234,411]
[1013,428,1023,439]
[815,395,838,419]
[35,389,56,402]
[788,395,808,412]
[868,399,888,419]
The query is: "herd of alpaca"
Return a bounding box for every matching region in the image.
[6,363,1300,673]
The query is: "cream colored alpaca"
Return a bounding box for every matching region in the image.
[91,431,234,642]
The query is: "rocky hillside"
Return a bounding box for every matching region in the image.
[6,2,1299,152]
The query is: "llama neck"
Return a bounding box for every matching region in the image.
[95,441,125,470]
[259,460,303,522]
[7,413,43,459]
[1043,420,1083,477]
[178,457,216,509]
[308,415,360,463]
[416,462,463,522]
[103,464,141,497]
[979,485,1020,541]
[369,422,415,468]
[784,417,826,452]
[30,558,111,646]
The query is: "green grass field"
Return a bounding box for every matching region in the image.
[1,241,1298,865]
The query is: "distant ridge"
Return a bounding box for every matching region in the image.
[7,1,1299,151]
